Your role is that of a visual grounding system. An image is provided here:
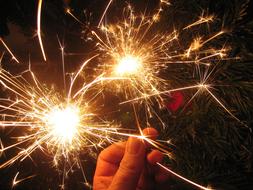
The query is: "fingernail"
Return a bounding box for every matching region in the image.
[126,137,142,154]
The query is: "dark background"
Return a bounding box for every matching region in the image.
[1,0,253,190]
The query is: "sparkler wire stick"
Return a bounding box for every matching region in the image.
[157,162,212,190]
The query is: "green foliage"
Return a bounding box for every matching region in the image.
[154,0,253,189]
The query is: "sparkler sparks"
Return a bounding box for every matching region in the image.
[89,3,174,113]
[0,64,125,187]
[37,0,47,61]
[183,13,214,30]
[98,0,114,28]
[12,172,36,188]
[89,0,242,127]
[0,38,19,63]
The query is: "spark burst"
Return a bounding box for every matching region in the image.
[86,2,175,126]
[0,61,127,188]
[88,0,244,128]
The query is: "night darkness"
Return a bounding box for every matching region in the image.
[1,0,253,190]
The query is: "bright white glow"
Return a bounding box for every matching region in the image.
[47,106,80,143]
[115,55,142,75]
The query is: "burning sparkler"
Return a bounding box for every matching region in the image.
[93,0,245,126]
[83,0,245,132]
[87,2,174,122]
[0,61,128,188]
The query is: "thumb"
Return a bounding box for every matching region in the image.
[109,137,146,190]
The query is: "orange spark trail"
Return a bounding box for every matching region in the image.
[98,0,113,28]
[119,84,203,104]
[37,0,47,61]
[205,87,247,127]
[12,172,36,187]
[0,38,19,63]
[157,163,213,190]
[183,15,214,30]
[66,8,84,25]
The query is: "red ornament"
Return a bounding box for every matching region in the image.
[165,91,184,112]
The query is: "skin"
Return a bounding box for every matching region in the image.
[93,128,169,190]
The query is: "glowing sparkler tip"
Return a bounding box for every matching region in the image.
[46,105,80,143]
[198,83,209,89]
[115,55,142,76]
[66,8,71,14]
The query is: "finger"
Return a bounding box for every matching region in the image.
[93,176,114,190]
[147,149,163,165]
[142,127,159,140]
[93,142,126,190]
[95,141,126,177]
[109,137,146,190]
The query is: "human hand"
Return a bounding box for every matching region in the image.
[93,128,169,190]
